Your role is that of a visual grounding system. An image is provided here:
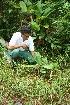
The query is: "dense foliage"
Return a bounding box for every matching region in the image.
[0,0,70,68]
[0,0,70,57]
[0,0,70,105]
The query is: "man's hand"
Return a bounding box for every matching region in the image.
[22,44,28,49]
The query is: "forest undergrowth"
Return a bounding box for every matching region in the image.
[0,49,70,105]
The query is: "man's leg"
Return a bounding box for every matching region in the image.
[19,50,36,64]
[8,49,20,71]
[8,49,36,64]
[8,49,20,59]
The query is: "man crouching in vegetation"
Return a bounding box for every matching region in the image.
[7,25,36,64]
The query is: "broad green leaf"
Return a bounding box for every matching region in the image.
[37,0,42,13]
[24,0,32,6]
[30,21,40,31]
[23,65,35,67]
[51,43,56,49]
[9,1,20,8]
[32,37,36,40]
[19,1,27,12]
[42,57,48,64]
[9,9,12,13]
[39,35,44,39]
[40,69,46,74]
[43,7,51,15]
[43,64,53,69]
[34,52,41,64]
[43,24,49,28]
[13,4,20,8]
[43,62,58,69]
[63,2,70,9]
[3,19,8,24]
[40,16,47,20]
[0,38,6,47]
[10,2,20,8]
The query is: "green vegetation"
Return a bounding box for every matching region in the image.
[0,54,70,105]
[0,0,70,105]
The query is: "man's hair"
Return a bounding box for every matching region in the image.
[20,25,31,35]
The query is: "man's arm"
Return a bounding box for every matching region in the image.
[7,44,27,50]
[30,51,34,57]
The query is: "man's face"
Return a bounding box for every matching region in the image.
[22,33,30,41]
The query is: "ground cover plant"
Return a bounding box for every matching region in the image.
[0,42,70,105]
[0,0,70,105]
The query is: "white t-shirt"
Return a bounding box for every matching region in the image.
[9,32,34,51]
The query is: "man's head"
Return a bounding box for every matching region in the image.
[20,25,31,40]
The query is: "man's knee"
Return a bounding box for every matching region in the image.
[11,49,20,58]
